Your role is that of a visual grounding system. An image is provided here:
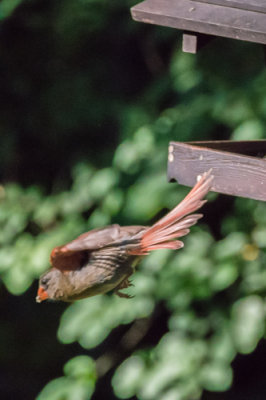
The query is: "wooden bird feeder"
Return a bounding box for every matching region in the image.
[167,141,266,201]
[131,0,266,53]
[131,1,266,201]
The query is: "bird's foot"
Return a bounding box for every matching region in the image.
[119,278,134,289]
[114,278,134,299]
[115,291,134,299]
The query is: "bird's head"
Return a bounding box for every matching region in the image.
[36,268,66,303]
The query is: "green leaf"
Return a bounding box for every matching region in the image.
[112,356,145,398]
[231,296,265,353]
[38,356,96,400]
[200,362,233,392]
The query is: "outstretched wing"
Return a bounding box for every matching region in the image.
[50,224,146,271]
[63,224,146,251]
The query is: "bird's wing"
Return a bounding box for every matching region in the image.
[50,224,146,271]
[62,224,146,251]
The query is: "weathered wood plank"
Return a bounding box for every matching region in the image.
[168,141,266,201]
[193,0,266,14]
[131,0,266,45]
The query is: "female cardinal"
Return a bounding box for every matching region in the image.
[36,171,213,303]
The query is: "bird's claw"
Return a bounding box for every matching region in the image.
[114,278,134,298]
[115,290,134,299]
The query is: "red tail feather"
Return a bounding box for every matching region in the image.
[130,170,213,256]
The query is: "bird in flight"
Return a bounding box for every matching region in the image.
[36,170,213,303]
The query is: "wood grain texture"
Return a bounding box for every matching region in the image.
[168,141,266,201]
[193,0,266,14]
[131,0,266,45]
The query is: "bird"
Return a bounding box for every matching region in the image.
[36,170,213,303]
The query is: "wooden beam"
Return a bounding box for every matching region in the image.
[193,0,266,14]
[167,141,266,201]
[131,0,266,45]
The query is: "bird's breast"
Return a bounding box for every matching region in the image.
[64,246,135,300]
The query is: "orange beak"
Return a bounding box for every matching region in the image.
[36,287,49,303]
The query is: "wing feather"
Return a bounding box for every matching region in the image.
[50,224,146,271]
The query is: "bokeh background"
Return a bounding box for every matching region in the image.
[1,1,266,399]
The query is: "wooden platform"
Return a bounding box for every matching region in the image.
[167,141,266,201]
[131,0,266,46]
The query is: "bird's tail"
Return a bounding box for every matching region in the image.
[129,170,213,255]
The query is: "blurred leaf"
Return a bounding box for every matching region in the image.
[38,356,96,400]
[89,168,119,200]
[199,362,233,392]
[213,232,247,260]
[209,328,236,363]
[112,356,146,399]
[0,0,23,19]
[58,295,154,349]
[210,261,238,292]
[231,296,265,354]
[232,119,264,140]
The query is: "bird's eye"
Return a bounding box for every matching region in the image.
[41,277,50,287]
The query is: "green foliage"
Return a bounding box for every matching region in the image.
[58,295,154,348]
[37,356,97,400]
[0,0,23,19]
[0,0,266,399]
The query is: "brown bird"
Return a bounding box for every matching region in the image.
[36,170,213,303]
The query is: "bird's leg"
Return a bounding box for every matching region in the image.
[115,278,134,299]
